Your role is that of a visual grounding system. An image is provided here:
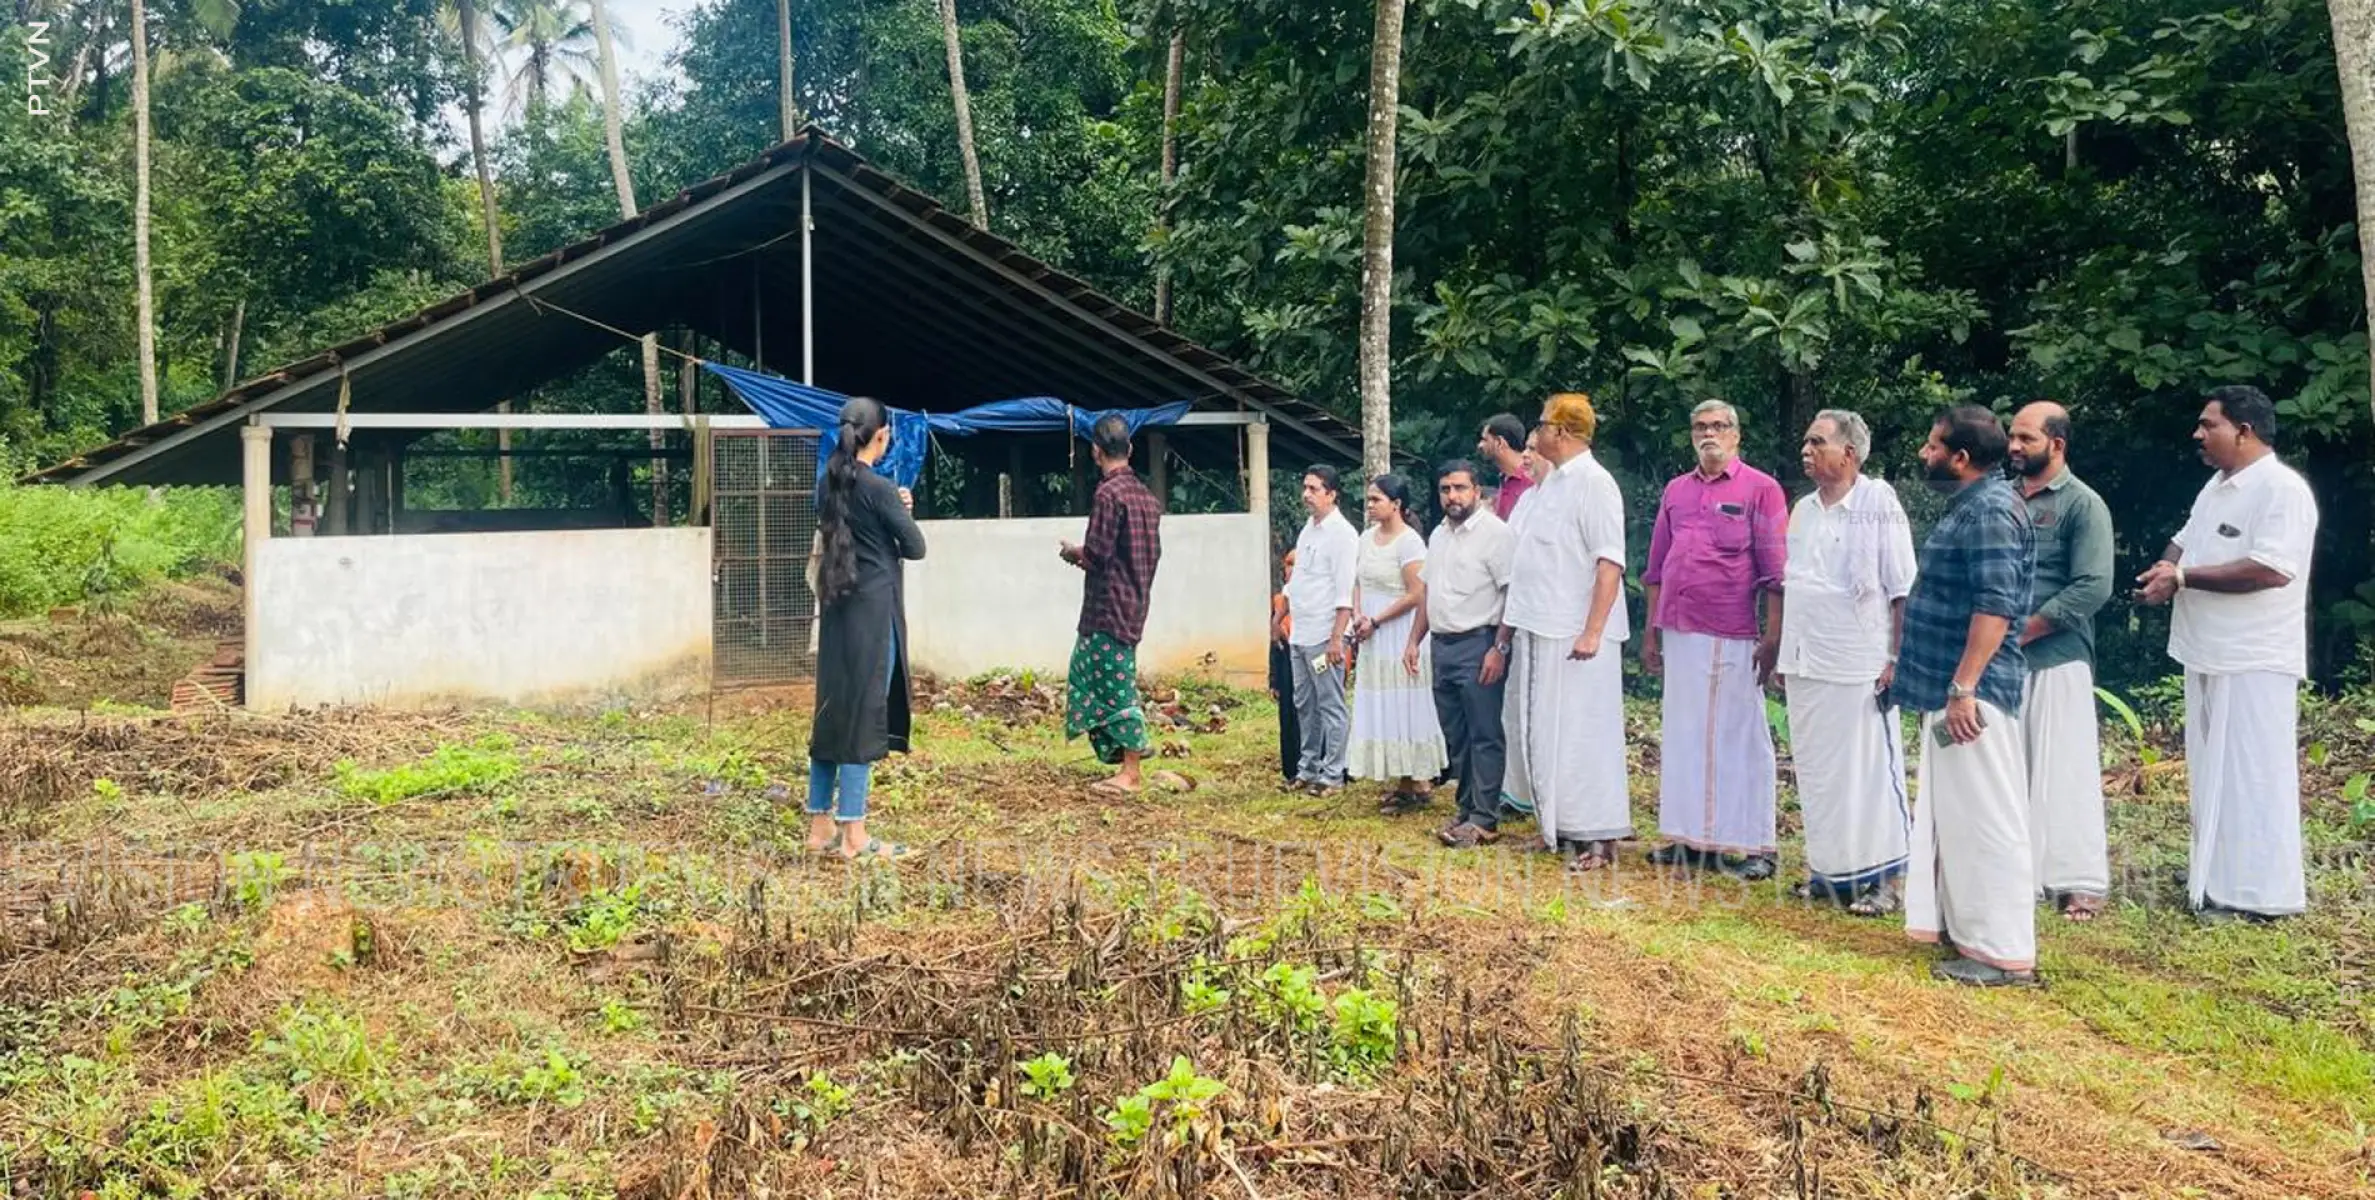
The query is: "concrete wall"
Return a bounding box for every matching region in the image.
[248,528,712,711]
[904,513,1269,685]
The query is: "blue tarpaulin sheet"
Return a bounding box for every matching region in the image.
[704,363,1193,488]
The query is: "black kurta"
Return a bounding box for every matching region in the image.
[809,471,927,764]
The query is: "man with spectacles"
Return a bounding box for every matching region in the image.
[1497,392,1634,872]
[1641,399,1790,880]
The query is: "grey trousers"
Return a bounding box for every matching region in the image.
[1288,641,1349,786]
[1431,628,1507,829]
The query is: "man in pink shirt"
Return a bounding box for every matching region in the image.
[1640,399,1790,879]
[1478,414,1534,521]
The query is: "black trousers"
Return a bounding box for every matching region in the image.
[1430,628,1507,829]
[1269,640,1302,783]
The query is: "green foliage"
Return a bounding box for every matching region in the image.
[1250,962,1328,1037]
[1102,1056,1226,1150]
[226,851,291,910]
[335,736,523,806]
[1018,1052,1077,1101]
[0,484,238,617]
[255,1003,394,1107]
[565,879,655,953]
[1327,987,1399,1078]
[455,1044,591,1108]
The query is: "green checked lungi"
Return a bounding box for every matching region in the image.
[1065,631,1153,765]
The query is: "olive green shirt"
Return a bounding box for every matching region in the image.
[2019,467,2114,672]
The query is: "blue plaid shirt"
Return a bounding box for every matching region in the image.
[1892,475,2034,714]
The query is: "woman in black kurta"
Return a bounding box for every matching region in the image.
[805,397,926,860]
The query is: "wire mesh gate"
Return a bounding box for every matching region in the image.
[710,429,821,687]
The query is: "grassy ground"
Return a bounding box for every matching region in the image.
[2,648,2372,1197]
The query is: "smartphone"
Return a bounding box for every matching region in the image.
[1311,653,1331,675]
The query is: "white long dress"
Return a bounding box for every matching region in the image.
[1347,525,1448,781]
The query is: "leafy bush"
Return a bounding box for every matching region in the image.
[0,483,239,617]
[334,736,521,805]
[1102,1057,1225,1150]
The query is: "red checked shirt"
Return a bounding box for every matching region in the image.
[1076,467,1164,645]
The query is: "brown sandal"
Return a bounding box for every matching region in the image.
[1565,843,1614,873]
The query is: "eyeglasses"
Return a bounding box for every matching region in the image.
[1691,420,1736,434]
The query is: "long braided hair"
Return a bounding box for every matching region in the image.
[815,397,888,608]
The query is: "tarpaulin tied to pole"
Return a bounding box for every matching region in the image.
[704,363,1193,489]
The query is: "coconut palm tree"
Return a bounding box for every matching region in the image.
[2332,0,2375,426]
[935,0,988,230]
[584,0,667,520]
[132,0,157,426]
[494,0,601,122]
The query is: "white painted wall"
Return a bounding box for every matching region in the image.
[905,513,1270,684]
[248,528,712,710]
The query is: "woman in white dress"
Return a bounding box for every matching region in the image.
[1348,474,1448,813]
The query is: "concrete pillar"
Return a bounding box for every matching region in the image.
[388,450,406,534]
[1245,419,1270,522]
[289,435,316,537]
[1148,431,1170,508]
[325,442,349,535]
[240,424,272,703]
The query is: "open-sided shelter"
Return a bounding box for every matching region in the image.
[25,128,1364,710]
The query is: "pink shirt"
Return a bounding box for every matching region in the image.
[1493,470,1533,521]
[1642,460,1788,640]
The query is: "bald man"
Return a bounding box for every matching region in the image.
[2007,402,2116,922]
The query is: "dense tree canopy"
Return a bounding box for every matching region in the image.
[0,0,2367,681]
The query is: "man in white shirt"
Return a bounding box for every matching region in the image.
[1283,465,1361,795]
[2136,386,2320,922]
[1497,392,1633,872]
[1776,410,1917,916]
[1407,459,1516,848]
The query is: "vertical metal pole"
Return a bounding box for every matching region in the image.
[753,260,764,372]
[801,166,816,386]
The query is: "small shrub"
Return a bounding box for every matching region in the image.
[1018,1052,1076,1100]
[256,1004,393,1106]
[1328,988,1398,1078]
[334,736,521,806]
[1103,1056,1225,1150]
[227,851,292,910]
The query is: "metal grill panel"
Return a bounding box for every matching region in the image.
[712,430,820,686]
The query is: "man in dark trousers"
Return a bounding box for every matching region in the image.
[1406,460,1515,847]
[1060,414,1164,795]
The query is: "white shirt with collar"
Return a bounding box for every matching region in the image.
[2169,452,2320,678]
[1425,508,1515,635]
[1776,474,1917,684]
[1284,506,1360,644]
[1503,449,1630,642]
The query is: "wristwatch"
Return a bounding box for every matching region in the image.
[1490,639,1511,656]
[1946,681,1976,701]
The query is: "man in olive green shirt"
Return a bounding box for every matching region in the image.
[2008,402,2116,921]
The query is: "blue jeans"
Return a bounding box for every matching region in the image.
[805,760,873,821]
[809,621,898,822]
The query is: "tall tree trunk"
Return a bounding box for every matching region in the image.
[2331,0,2375,428]
[1154,29,1185,325]
[936,0,989,230]
[778,0,798,139]
[1356,0,1408,480]
[219,297,244,391]
[588,0,668,522]
[131,0,158,427]
[459,0,504,279]
[456,0,514,500]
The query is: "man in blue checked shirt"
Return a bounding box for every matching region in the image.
[1890,406,2038,988]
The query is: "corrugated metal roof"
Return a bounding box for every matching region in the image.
[25,127,1368,486]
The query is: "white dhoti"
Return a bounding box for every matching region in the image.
[1785,675,1909,891]
[1656,632,1777,854]
[2185,671,2306,917]
[1906,703,2036,972]
[2022,659,2109,900]
[1504,632,1632,845]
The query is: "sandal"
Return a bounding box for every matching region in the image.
[1845,883,1902,918]
[1719,854,1778,882]
[840,838,917,862]
[2059,894,2106,923]
[1565,843,1613,873]
[1378,789,1430,816]
[1088,778,1143,798]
